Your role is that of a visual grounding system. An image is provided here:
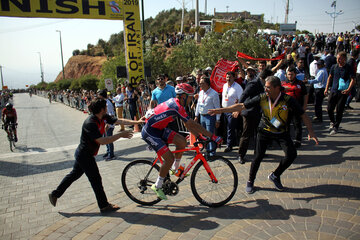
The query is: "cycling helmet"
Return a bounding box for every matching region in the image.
[175,83,194,96]
[6,103,13,110]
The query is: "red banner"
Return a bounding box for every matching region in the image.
[210,59,238,93]
[236,51,286,61]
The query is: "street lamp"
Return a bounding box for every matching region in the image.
[325,1,343,34]
[37,52,44,83]
[56,30,65,79]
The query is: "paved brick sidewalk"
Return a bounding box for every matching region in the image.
[1,99,359,240]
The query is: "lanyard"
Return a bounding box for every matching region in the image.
[225,82,234,98]
[268,93,282,118]
[202,88,210,104]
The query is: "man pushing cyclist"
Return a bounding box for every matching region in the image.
[142,82,222,200]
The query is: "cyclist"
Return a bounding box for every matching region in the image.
[141,83,223,200]
[2,103,18,142]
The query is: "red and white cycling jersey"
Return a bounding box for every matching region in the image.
[145,98,190,129]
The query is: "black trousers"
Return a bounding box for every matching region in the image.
[291,114,302,142]
[314,88,325,120]
[238,115,260,158]
[249,131,297,182]
[327,91,348,129]
[52,150,109,209]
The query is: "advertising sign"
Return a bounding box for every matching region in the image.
[0,0,145,86]
[0,0,124,20]
[123,0,144,87]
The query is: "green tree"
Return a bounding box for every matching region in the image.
[198,27,206,37]
[165,39,199,77]
[46,82,57,91]
[100,53,126,89]
[144,45,168,80]
[57,79,72,90]
[36,82,48,90]
[355,25,360,32]
[80,75,99,91]
[69,78,81,91]
[72,49,80,56]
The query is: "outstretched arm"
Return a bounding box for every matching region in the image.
[116,118,144,126]
[95,131,134,145]
[208,103,245,115]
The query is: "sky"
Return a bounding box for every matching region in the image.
[0,0,360,89]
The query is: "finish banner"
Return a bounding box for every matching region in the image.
[210,58,238,93]
[123,0,144,87]
[237,51,286,61]
[0,0,124,20]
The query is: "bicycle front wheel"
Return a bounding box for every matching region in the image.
[191,156,238,207]
[121,159,162,206]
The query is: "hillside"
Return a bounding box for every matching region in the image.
[54,55,107,82]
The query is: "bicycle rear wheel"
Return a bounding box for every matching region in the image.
[191,156,238,207]
[121,159,162,206]
[9,129,14,152]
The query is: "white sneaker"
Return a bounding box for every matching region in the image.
[329,128,338,135]
[329,122,335,130]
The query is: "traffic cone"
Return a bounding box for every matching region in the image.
[133,116,140,132]
[189,132,196,147]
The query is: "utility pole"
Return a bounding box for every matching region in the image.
[141,0,146,53]
[37,52,44,83]
[204,0,207,15]
[0,65,4,89]
[195,0,199,42]
[181,0,185,34]
[284,0,289,23]
[56,30,65,79]
[325,1,343,34]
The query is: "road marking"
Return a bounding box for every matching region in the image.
[0,132,142,159]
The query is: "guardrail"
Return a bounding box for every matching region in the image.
[35,91,195,133]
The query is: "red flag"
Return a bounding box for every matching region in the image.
[210,59,238,93]
[236,51,286,61]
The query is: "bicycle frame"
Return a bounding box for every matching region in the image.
[152,144,218,184]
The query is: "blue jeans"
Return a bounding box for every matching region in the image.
[224,112,237,148]
[200,114,216,154]
[106,127,114,157]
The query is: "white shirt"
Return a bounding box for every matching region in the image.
[106,98,115,128]
[274,69,287,82]
[222,81,243,107]
[357,61,360,74]
[195,87,221,121]
[113,93,125,107]
[309,60,319,77]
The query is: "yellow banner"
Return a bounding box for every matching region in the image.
[0,0,123,20]
[123,0,144,87]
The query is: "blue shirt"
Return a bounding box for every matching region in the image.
[308,67,328,89]
[151,85,176,104]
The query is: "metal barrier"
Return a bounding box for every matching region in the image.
[35,91,197,134]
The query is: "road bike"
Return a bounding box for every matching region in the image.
[121,138,238,207]
[2,123,17,151]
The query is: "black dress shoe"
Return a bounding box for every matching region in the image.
[294,140,301,148]
[238,156,245,164]
[224,146,233,153]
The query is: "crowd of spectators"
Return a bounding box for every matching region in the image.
[34,32,359,161]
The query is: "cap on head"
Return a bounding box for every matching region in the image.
[176,76,183,81]
[98,89,107,98]
[316,59,325,65]
[246,65,257,72]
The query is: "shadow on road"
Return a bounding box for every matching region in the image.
[58,199,315,232]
